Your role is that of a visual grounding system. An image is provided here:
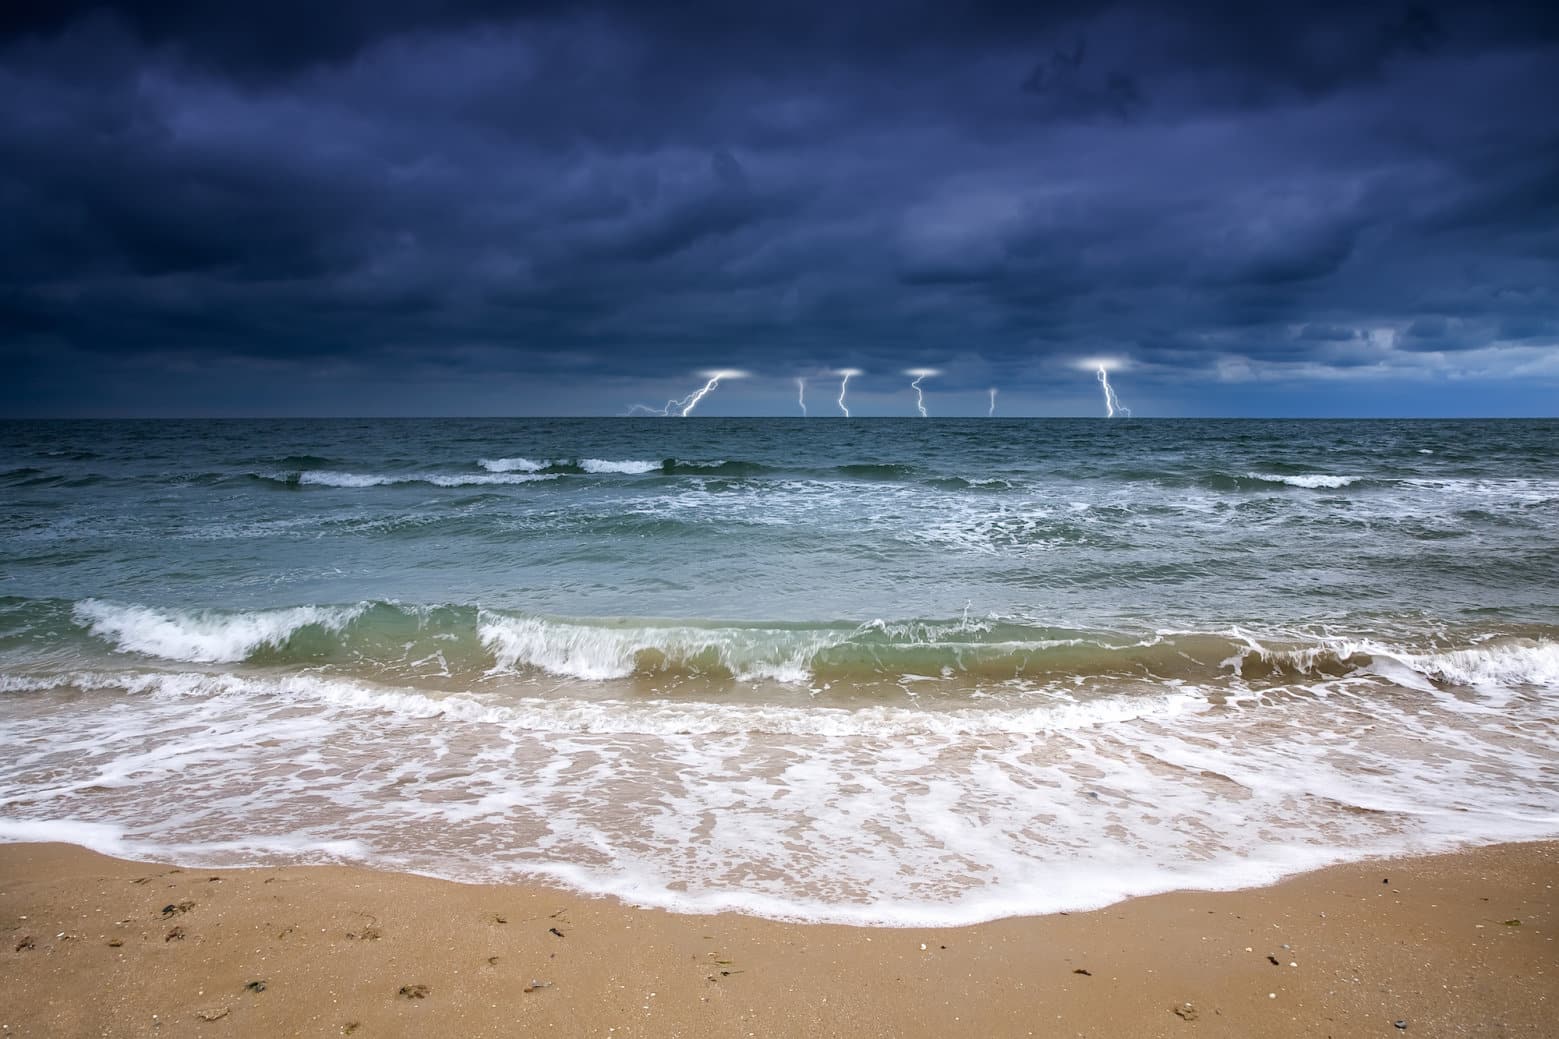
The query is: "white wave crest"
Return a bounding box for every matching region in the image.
[478,614,838,683]
[72,600,362,663]
[299,471,553,487]
[478,458,660,475]
[1251,473,1359,489]
[1219,629,1559,692]
[298,470,396,487]
[478,457,544,472]
[1403,641,1559,689]
[580,459,660,475]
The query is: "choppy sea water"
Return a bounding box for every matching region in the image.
[1,418,1556,924]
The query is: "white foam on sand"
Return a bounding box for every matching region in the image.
[1,652,1555,926]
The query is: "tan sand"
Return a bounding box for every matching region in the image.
[1,841,1554,1038]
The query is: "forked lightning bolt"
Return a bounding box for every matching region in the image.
[627,370,747,416]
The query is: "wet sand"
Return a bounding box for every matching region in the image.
[1,841,1554,1038]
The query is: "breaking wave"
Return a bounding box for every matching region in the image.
[73,600,364,663]
[23,599,1558,693]
[1248,472,1361,489]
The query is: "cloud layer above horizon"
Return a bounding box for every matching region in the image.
[3,1,1556,415]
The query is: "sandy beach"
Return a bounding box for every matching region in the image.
[1,841,1553,1037]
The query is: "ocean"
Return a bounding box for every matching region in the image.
[1,417,1556,924]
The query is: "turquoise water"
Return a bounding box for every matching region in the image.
[2,418,1556,922]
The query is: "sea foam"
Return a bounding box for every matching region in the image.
[1,656,1554,926]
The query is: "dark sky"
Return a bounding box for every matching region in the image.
[2,1,1556,416]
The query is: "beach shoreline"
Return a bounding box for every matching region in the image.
[2,840,1554,1037]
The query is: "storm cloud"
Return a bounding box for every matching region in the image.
[2,1,1556,415]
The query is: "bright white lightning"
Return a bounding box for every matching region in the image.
[1095,366,1130,418]
[835,369,862,417]
[796,377,807,416]
[677,371,735,416]
[627,370,746,417]
[988,387,997,417]
[904,368,940,417]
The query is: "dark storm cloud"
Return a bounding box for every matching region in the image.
[1020,36,1146,122]
[2,0,1557,414]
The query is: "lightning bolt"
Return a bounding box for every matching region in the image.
[796,377,807,416]
[905,368,940,417]
[627,370,746,416]
[676,371,733,416]
[1096,366,1130,418]
[988,387,997,417]
[836,369,861,417]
